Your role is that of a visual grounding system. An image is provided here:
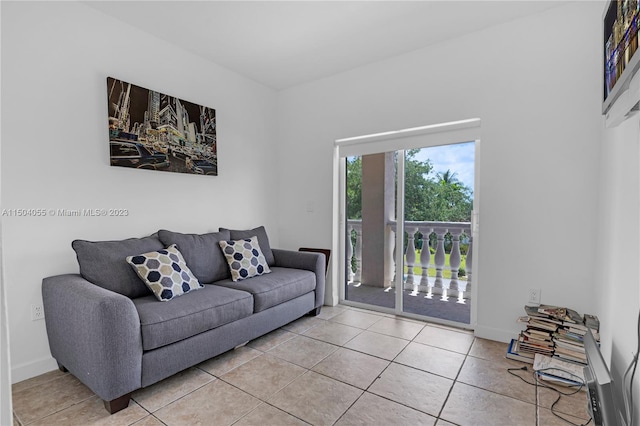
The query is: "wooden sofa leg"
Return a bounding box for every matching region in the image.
[57,362,68,373]
[103,393,132,414]
[308,306,322,316]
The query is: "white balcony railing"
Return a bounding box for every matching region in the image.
[346,219,472,304]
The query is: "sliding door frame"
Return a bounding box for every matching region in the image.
[332,118,481,328]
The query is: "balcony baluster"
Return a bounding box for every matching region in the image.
[346,219,471,306]
[432,228,446,298]
[418,228,432,297]
[346,223,355,283]
[353,225,362,283]
[385,225,395,288]
[465,236,473,299]
[404,227,418,294]
[448,229,462,302]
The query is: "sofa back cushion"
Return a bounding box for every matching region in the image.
[219,226,275,266]
[72,236,165,298]
[157,229,231,283]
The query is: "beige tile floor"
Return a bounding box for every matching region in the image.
[12,305,590,426]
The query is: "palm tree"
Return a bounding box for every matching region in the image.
[437,169,460,188]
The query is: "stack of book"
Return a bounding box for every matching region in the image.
[547,305,590,365]
[507,304,600,366]
[508,306,560,363]
[506,338,535,363]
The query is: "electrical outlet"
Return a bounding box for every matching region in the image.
[528,288,541,305]
[31,304,44,321]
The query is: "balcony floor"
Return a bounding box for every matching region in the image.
[345,282,470,324]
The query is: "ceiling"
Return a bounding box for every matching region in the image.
[85,1,565,90]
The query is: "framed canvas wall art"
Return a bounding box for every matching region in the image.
[107,77,217,176]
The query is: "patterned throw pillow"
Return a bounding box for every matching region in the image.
[218,236,271,282]
[126,244,203,301]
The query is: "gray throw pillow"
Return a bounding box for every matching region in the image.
[218,225,275,266]
[157,229,231,283]
[72,235,165,298]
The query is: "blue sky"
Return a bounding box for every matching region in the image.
[413,141,475,194]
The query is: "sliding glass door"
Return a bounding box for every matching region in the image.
[336,119,479,326]
[400,144,474,324]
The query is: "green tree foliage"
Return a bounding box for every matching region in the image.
[346,156,363,219]
[346,150,473,222]
[403,149,435,221]
[432,168,473,222]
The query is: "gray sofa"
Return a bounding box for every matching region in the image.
[41,227,325,414]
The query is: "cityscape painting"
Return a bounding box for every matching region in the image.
[107,77,217,176]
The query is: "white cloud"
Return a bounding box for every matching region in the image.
[413,141,475,193]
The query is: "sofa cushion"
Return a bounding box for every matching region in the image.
[219,226,275,266]
[126,244,203,302]
[72,236,165,298]
[214,267,315,312]
[219,236,271,282]
[132,284,253,351]
[157,229,231,283]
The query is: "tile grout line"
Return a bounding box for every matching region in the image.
[249,403,312,426]
[10,370,70,395]
[352,316,448,423]
[274,316,364,425]
[228,393,312,426]
[17,393,98,425]
[216,369,307,423]
[433,335,474,423]
[286,313,372,425]
[139,412,169,426]
[314,310,429,424]
[211,324,343,425]
[314,309,483,425]
[133,369,217,416]
[331,318,421,426]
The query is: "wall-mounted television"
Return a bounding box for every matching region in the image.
[603,0,640,114]
[583,330,625,426]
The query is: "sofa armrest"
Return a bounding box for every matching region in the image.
[272,249,325,309]
[42,274,143,401]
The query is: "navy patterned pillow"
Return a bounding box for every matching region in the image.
[126,244,203,301]
[219,226,275,266]
[219,236,271,281]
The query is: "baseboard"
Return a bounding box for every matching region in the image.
[474,324,517,344]
[11,355,58,384]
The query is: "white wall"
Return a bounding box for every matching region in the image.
[277,2,604,341]
[0,23,12,421]
[0,2,12,417]
[4,4,638,419]
[598,114,640,423]
[1,1,279,382]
